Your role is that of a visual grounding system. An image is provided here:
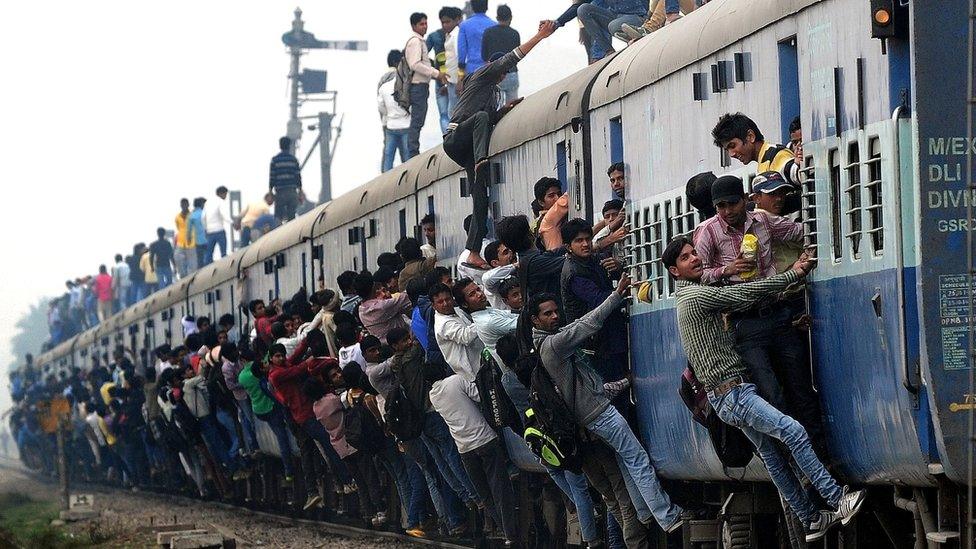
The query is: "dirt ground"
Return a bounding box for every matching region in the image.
[0,461,411,548]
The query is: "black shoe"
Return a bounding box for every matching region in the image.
[804,510,839,542]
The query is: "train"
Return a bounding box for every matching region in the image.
[28,0,976,546]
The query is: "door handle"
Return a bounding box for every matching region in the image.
[873,290,919,394]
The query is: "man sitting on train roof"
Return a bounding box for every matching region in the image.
[443,20,558,270]
[692,175,826,458]
[663,236,865,542]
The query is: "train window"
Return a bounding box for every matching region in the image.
[367,220,378,239]
[651,205,664,298]
[398,209,407,240]
[492,162,503,185]
[205,292,213,305]
[828,149,842,261]
[733,52,753,82]
[674,197,685,235]
[263,259,274,275]
[692,72,708,101]
[682,197,697,236]
[427,195,435,214]
[353,257,359,272]
[557,141,569,190]
[214,289,222,302]
[609,118,623,164]
[801,153,818,249]
[664,200,674,242]
[845,141,862,259]
[866,137,884,254]
[348,227,359,245]
[459,177,470,198]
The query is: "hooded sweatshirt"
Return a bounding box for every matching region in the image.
[533,292,624,426]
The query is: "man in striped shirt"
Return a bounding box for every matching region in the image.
[693,175,825,456]
[664,236,865,542]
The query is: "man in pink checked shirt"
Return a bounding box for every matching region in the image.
[692,174,826,460]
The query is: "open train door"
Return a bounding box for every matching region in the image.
[912,0,976,491]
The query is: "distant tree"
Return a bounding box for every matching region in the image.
[1,299,50,414]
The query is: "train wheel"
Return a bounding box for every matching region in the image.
[720,513,753,548]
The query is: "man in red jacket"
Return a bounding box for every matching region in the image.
[250,299,283,345]
[267,337,355,510]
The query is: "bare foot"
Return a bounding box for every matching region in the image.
[463,252,489,270]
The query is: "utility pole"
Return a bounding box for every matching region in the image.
[280,7,366,204]
[285,8,304,152]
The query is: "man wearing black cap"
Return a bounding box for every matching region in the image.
[751,171,805,274]
[692,174,826,457]
[443,21,557,269]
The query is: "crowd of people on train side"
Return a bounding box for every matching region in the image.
[16,110,867,547]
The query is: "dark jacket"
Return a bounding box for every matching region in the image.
[520,247,567,305]
[559,254,627,355]
[395,342,440,413]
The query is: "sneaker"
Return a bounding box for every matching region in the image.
[804,510,839,542]
[282,475,294,485]
[665,517,685,534]
[375,511,388,525]
[613,30,631,42]
[343,482,358,494]
[836,487,866,526]
[302,494,322,511]
[621,23,649,41]
[405,527,426,538]
[371,515,381,527]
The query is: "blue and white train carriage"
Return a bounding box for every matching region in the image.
[31,0,976,545]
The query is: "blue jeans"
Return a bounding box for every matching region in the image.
[402,437,466,529]
[256,406,294,476]
[301,417,353,485]
[156,265,173,289]
[708,382,842,524]
[378,440,428,528]
[577,3,644,57]
[421,412,480,504]
[500,370,598,541]
[382,128,410,172]
[586,405,682,529]
[435,84,450,134]
[196,245,210,267]
[215,408,241,461]
[206,231,227,261]
[407,83,428,157]
[499,72,519,105]
[199,414,239,473]
[235,398,259,454]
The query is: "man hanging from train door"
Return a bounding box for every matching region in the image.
[691,174,827,459]
[663,236,865,542]
[442,20,558,269]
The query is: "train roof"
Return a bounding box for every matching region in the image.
[589,0,822,108]
[241,203,328,268]
[146,273,196,317]
[490,56,613,155]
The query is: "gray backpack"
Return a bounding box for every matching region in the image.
[393,37,421,111]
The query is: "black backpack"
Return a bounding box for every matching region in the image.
[678,366,753,468]
[522,350,585,474]
[344,400,385,455]
[475,349,520,431]
[384,386,425,442]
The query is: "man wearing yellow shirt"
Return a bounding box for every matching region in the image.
[237,192,275,246]
[174,198,196,278]
[140,248,158,294]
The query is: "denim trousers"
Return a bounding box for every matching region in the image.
[435,84,451,134]
[733,306,826,456]
[382,128,410,172]
[156,265,173,289]
[235,398,259,453]
[408,83,429,157]
[421,411,480,504]
[402,436,466,529]
[174,247,195,278]
[215,408,241,460]
[586,405,682,529]
[377,439,427,528]
[577,3,643,55]
[498,72,519,105]
[255,406,294,475]
[500,370,598,542]
[708,382,842,525]
[206,230,227,260]
[198,414,239,473]
[196,245,210,267]
[301,417,353,485]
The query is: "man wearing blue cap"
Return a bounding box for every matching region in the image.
[750,171,805,273]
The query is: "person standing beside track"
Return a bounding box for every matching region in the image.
[443,20,558,269]
[269,136,302,223]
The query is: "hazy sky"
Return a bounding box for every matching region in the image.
[0,2,587,407]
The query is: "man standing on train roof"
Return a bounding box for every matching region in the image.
[269,136,302,223]
[712,112,804,213]
[692,175,826,457]
[443,20,559,269]
[663,236,866,542]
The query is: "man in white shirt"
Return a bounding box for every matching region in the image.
[405,12,448,158]
[336,323,365,370]
[480,241,517,310]
[454,278,518,369]
[431,282,484,382]
[378,50,413,172]
[204,186,231,260]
